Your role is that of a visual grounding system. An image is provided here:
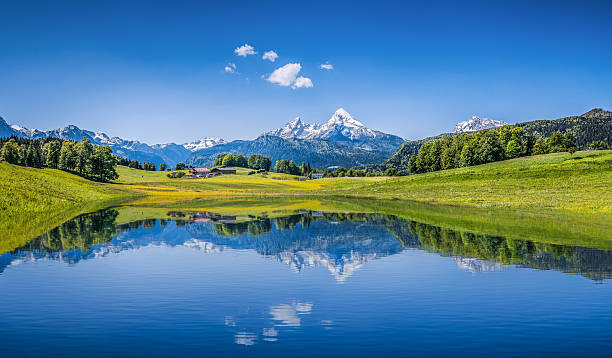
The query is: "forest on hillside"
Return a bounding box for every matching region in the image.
[372,109,611,174]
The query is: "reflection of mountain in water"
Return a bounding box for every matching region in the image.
[188,214,406,281]
[2,209,612,281]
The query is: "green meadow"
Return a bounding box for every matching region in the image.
[1,150,611,254]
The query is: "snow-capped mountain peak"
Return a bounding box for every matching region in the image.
[453,115,508,133]
[264,108,404,152]
[326,108,365,128]
[182,137,227,152]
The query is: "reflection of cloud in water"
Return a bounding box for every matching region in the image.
[455,257,504,273]
[321,320,334,330]
[269,301,313,327]
[224,316,236,327]
[234,331,257,346]
[262,327,278,342]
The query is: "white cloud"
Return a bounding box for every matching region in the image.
[234,44,256,57]
[266,63,314,89]
[224,63,237,73]
[262,50,279,62]
[266,63,301,86]
[320,62,333,70]
[292,76,313,89]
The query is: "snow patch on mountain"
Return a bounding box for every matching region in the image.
[453,115,508,133]
[183,137,227,151]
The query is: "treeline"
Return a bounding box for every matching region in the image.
[408,127,577,174]
[213,153,273,171]
[0,136,118,181]
[116,157,164,171]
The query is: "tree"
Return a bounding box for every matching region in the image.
[43,140,61,168]
[248,154,272,171]
[175,162,186,170]
[590,140,607,150]
[90,146,118,181]
[221,154,248,168]
[564,132,577,157]
[59,141,78,171]
[505,140,522,159]
[75,137,94,175]
[159,163,167,171]
[213,154,226,166]
[548,131,566,153]
[385,168,398,176]
[24,142,38,167]
[459,141,478,167]
[0,138,22,164]
[532,137,549,155]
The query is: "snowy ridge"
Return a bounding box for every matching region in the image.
[453,115,508,133]
[182,137,227,151]
[265,108,403,152]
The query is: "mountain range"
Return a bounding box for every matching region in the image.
[186,109,405,168]
[0,108,406,169]
[0,116,224,167]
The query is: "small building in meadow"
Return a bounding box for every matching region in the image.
[311,173,324,179]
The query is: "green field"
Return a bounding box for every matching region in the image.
[326,150,612,213]
[0,162,136,253]
[114,150,612,213]
[1,150,611,254]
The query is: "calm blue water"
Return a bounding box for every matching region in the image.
[1,209,611,357]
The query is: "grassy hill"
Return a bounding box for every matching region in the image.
[0,163,133,253]
[328,150,612,213]
[379,108,612,173]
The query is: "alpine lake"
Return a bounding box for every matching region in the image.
[1,197,611,357]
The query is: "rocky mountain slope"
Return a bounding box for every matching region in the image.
[186,135,390,169]
[267,108,404,153]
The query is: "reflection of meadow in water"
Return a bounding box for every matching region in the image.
[2,208,612,283]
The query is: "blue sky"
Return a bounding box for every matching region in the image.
[1,0,611,143]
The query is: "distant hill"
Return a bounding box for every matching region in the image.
[515,108,612,148]
[185,134,390,169]
[377,108,612,172]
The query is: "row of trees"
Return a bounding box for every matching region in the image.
[408,127,577,174]
[116,157,161,171]
[213,153,273,171]
[0,136,118,181]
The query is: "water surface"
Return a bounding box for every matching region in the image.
[1,208,611,357]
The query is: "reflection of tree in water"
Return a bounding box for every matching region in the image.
[404,221,612,281]
[213,219,272,237]
[20,209,120,252]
